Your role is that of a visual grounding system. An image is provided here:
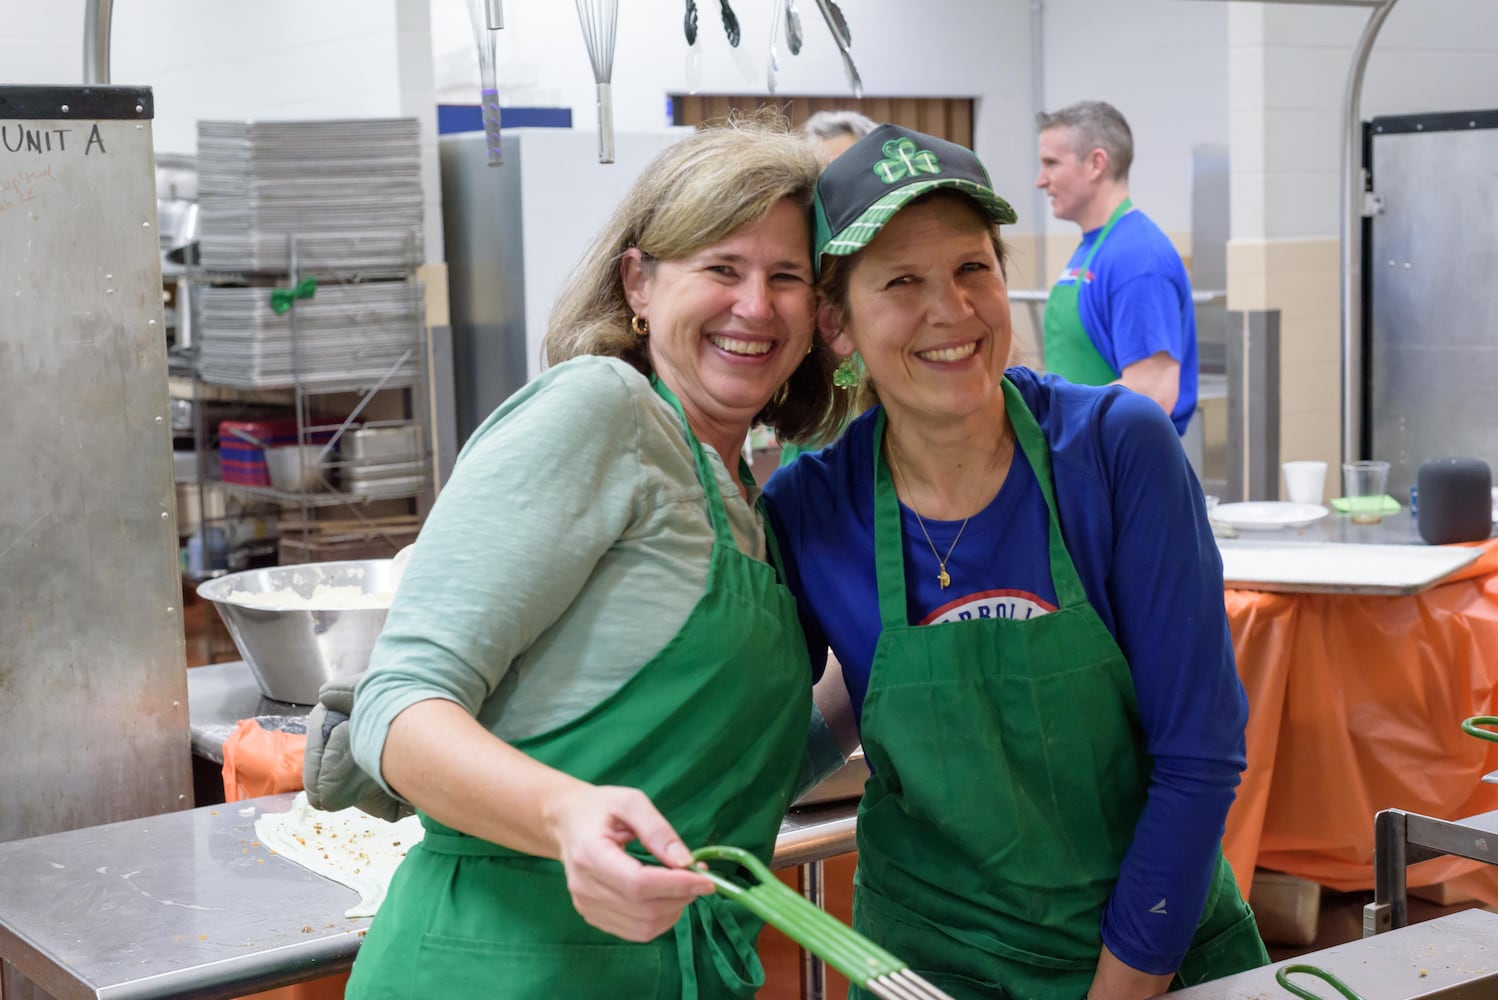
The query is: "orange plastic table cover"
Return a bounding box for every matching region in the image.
[1223,537,1498,903]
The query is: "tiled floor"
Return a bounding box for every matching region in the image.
[183,586,1481,998]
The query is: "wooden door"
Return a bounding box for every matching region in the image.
[672,94,974,147]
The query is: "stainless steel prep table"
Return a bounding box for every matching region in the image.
[1172,909,1498,998]
[0,664,859,1000]
[1216,509,1488,596]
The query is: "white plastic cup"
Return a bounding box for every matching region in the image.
[1282,461,1328,506]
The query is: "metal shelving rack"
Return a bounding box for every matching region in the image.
[184,229,432,573]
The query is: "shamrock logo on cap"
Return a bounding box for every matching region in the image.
[872,137,942,184]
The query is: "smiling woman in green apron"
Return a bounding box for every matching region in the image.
[341,117,849,999]
[764,125,1268,999]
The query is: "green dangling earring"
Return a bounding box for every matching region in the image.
[833,355,862,391]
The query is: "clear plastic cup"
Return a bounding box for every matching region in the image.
[1342,460,1391,524]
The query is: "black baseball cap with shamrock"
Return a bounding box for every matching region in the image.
[812,124,1017,276]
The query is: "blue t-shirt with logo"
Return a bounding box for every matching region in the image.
[1054,209,1198,434]
[763,367,1245,976]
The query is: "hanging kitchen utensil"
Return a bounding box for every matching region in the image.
[684,36,704,94]
[466,0,504,166]
[820,0,850,45]
[574,0,620,164]
[766,0,785,93]
[784,0,804,55]
[810,0,862,97]
[719,0,742,46]
[684,0,699,45]
[691,845,958,1000]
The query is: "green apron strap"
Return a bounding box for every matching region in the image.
[651,375,741,549]
[1080,197,1132,275]
[870,386,1091,620]
[870,408,911,629]
[1042,198,1133,386]
[998,378,1090,610]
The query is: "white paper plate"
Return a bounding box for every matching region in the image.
[1211,501,1330,531]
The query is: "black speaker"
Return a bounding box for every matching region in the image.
[1416,457,1492,545]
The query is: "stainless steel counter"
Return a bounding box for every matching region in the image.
[0,663,860,999]
[0,794,363,1000]
[1173,909,1498,998]
[0,792,857,1000]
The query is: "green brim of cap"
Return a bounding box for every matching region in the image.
[819,178,1018,261]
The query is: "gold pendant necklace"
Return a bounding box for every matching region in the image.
[887,451,973,591]
[887,427,1012,591]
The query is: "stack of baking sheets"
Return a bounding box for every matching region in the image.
[196,282,423,389]
[197,118,424,275]
[339,423,427,499]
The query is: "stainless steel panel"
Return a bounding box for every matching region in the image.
[1369,125,1498,498]
[439,131,529,446]
[437,128,690,448]
[0,89,191,850]
[1225,310,1280,502]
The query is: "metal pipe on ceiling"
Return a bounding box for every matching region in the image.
[1030,0,1047,295]
[83,0,114,84]
[1340,0,1398,463]
[1187,0,1399,464]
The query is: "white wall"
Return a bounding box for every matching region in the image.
[1231,0,1498,241]
[2,0,1491,256]
[1,0,445,260]
[1038,0,1230,238]
[428,0,1038,231]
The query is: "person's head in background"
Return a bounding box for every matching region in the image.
[1034,100,1133,231]
[801,109,878,166]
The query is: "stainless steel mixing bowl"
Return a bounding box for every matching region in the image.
[196,559,397,705]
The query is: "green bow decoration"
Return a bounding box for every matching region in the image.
[872,138,941,184]
[269,276,318,315]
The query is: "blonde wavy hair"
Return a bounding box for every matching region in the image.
[545,111,849,446]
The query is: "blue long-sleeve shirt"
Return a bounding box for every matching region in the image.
[763,367,1247,975]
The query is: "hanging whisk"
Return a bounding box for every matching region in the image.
[466,0,504,165]
[574,0,620,164]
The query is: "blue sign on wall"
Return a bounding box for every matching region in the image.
[437,105,572,134]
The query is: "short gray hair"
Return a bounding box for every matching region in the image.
[1035,101,1133,182]
[802,110,877,142]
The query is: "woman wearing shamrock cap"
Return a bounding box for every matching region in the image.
[764,125,1268,998]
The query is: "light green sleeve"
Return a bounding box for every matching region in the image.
[349,358,646,793]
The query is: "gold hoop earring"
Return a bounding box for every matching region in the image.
[630,315,649,338]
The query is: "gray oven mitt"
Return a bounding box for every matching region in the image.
[303,674,414,823]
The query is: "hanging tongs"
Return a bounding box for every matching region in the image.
[765,0,786,93]
[810,0,861,97]
[691,845,956,1000]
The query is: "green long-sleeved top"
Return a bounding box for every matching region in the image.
[349,355,773,795]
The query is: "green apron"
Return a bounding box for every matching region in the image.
[346,378,812,1000]
[848,379,1266,999]
[1041,199,1131,386]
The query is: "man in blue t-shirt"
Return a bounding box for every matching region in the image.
[1036,100,1198,435]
